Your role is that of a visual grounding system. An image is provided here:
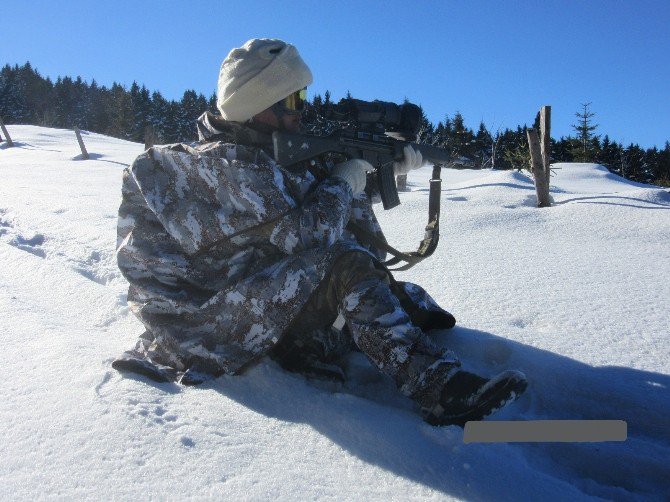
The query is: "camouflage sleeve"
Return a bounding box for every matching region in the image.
[344,192,388,262]
[268,176,354,254]
[128,143,355,257]
[128,145,299,255]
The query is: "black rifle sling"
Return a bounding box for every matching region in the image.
[346,164,442,271]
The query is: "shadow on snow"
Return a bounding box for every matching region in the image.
[554,194,670,209]
[195,326,670,501]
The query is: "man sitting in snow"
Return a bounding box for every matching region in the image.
[113,38,527,426]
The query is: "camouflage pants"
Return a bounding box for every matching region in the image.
[271,251,460,396]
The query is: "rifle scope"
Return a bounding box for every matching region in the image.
[320,99,422,141]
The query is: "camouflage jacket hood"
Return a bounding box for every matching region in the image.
[196,111,272,147]
[116,113,388,375]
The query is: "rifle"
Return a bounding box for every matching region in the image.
[272,98,461,270]
[273,98,462,210]
[272,127,459,210]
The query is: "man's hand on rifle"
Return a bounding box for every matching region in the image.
[393,145,423,175]
[331,159,372,195]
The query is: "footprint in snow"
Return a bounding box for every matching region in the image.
[72,250,121,285]
[94,371,114,397]
[0,211,12,236]
[9,233,46,258]
[121,395,185,432]
[0,212,47,257]
[180,436,195,448]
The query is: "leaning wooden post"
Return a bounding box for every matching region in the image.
[0,116,14,147]
[74,126,89,160]
[527,128,550,207]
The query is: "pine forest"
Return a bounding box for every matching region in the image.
[2,62,668,186]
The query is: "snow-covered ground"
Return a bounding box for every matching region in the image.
[1,126,668,501]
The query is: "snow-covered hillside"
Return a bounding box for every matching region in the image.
[1,126,669,501]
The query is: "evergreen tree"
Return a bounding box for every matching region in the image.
[52,76,77,127]
[474,121,492,167]
[39,76,57,127]
[0,64,31,122]
[149,90,170,143]
[502,126,531,171]
[323,90,332,113]
[625,143,645,181]
[106,83,134,138]
[87,80,110,133]
[598,135,620,171]
[552,136,573,163]
[162,100,181,143]
[616,141,630,179]
[497,127,527,170]
[18,63,53,125]
[589,135,602,162]
[433,121,446,148]
[442,116,455,153]
[130,82,152,142]
[571,102,598,161]
[448,112,475,159]
[208,92,218,115]
[654,142,670,186]
[644,147,659,185]
[416,106,434,145]
[491,129,505,169]
[71,76,91,129]
[177,90,208,141]
[310,93,323,116]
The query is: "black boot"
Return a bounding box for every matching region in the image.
[421,370,528,427]
[269,331,347,383]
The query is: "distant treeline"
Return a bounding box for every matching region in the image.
[2,62,669,186]
[0,62,218,146]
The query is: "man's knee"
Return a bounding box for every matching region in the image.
[288,250,391,338]
[330,250,389,294]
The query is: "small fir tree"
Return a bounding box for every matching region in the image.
[474,121,493,167]
[571,102,598,162]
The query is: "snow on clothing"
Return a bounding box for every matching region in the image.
[116,113,457,394]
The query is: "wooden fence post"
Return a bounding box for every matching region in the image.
[540,106,551,186]
[74,126,89,160]
[527,128,550,207]
[144,124,156,150]
[527,105,551,207]
[0,116,14,147]
[396,174,408,191]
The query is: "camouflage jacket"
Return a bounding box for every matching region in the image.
[116,113,388,375]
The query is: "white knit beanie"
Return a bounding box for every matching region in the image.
[216,38,313,122]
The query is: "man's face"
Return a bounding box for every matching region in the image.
[249,88,306,133]
[279,111,301,133]
[251,106,301,133]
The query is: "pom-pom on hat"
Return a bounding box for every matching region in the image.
[216,38,313,122]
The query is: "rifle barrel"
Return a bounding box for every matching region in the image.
[411,142,472,169]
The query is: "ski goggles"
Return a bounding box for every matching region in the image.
[278,87,307,113]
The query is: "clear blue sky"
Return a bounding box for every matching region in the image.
[3,0,669,148]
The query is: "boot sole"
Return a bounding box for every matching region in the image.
[427,371,528,427]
